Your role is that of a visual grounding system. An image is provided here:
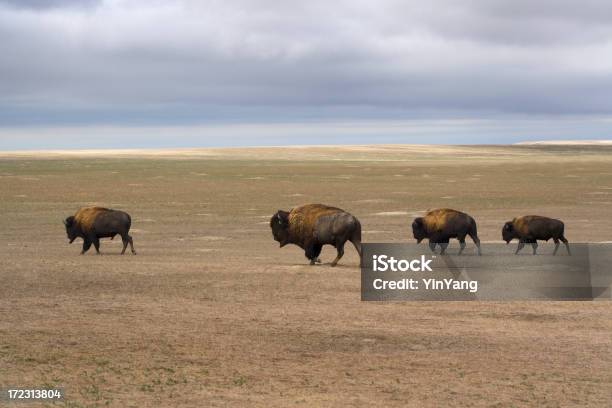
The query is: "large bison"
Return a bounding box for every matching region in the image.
[270,204,362,267]
[502,215,570,255]
[412,208,481,255]
[64,207,136,255]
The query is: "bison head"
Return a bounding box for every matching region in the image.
[64,216,78,243]
[270,210,290,247]
[502,221,514,243]
[412,217,427,243]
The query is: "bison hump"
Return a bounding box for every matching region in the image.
[288,204,346,241]
[74,206,111,230]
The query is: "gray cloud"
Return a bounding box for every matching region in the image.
[0,0,99,10]
[0,0,611,145]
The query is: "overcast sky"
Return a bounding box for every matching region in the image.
[1,0,612,149]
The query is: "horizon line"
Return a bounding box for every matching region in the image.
[2,140,612,156]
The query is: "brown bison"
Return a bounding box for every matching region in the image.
[502,215,570,255]
[270,204,362,266]
[412,208,481,255]
[64,207,136,255]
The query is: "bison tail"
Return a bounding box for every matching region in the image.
[469,219,480,241]
[350,218,362,259]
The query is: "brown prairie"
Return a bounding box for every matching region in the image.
[1,145,612,407]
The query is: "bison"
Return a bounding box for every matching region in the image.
[412,208,481,255]
[270,204,362,267]
[502,215,570,255]
[64,207,136,255]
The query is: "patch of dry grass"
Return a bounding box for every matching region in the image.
[1,145,611,406]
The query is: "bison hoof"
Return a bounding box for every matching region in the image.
[330,262,338,267]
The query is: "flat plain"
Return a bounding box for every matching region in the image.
[1,145,611,407]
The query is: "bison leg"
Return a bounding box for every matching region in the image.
[121,236,128,255]
[350,237,362,267]
[312,243,322,263]
[439,240,449,255]
[330,242,345,267]
[305,242,322,265]
[92,236,101,254]
[530,240,538,255]
[553,238,560,255]
[351,238,361,256]
[560,236,571,255]
[120,233,136,255]
[469,232,482,256]
[81,239,92,255]
[515,240,525,255]
[129,236,136,254]
[458,237,466,255]
[428,241,437,254]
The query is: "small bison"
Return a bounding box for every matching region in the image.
[412,208,481,255]
[64,207,136,255]
[270,204,362,267]
[502,215,570,255]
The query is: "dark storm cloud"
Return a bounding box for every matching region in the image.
[0,0,611,146]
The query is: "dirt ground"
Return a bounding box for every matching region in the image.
[0,145,611,407]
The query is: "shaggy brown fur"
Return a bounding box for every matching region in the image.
[64,207,135,255]
[74,207,111,232]
[287,204,344,247]
[412,208,481,255]
[270,203,361,266]
[421,208,463,234]
[502,215,569,255]
[511,216,534,236]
